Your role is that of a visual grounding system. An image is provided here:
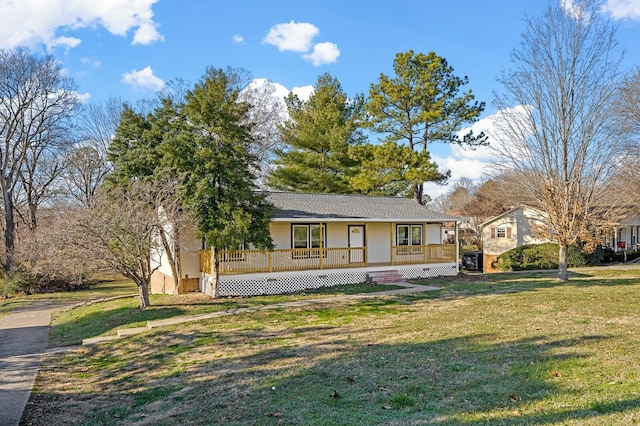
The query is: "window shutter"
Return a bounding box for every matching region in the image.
[507,227,512,239]
[491,227,495,239]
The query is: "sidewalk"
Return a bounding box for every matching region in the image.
[0,302,57,426]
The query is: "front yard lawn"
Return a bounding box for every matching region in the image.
[22,266,640,425]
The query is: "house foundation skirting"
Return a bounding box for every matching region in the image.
[150,270,178,294]
[200,263,458,297]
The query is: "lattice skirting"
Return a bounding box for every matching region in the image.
[200,263,458,297]
[398,264,458,280]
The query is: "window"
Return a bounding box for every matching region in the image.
[397,224,423,254]
[492,226,511,239]
[397,224,423,246]
[292,224,326,258]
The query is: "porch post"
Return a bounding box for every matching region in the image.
[423,222,427,264]
[319,222,324,269]
[365,222,369,265]
[390,222,394,265]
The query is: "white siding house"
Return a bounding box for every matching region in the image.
[481,206,550,272]
[152,192,462,296]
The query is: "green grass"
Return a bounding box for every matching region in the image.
[21,265,640,425]
[48,281,403,346]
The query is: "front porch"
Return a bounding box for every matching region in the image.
[200,244,457,275]
[199,244,458,297]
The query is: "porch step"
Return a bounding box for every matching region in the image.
[367,270,406,284]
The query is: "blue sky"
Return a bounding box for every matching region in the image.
[2,0,639,198]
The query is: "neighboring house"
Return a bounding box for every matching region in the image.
[481,206,551,272]
[151,191,461,296]
[601,212,640,252]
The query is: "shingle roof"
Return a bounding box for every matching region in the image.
[264,192,460,222]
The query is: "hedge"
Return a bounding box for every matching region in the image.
[492,243,603,272]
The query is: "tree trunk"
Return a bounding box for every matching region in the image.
[2,183,15,272]
[212,247,220,298]
[558,244,569,282]
[174,224,183,292]
[413,182,423,204]
[28,196,37,231]
[138,279,151,309]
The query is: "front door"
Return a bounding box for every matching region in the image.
[348,225,365,263]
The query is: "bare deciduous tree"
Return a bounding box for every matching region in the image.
[619,68,640,136]
[14,204,95,292]
[65,98,124,208]
[239,79,287,185]
[0,48,80,271]
[492,0,624,281]
[75,182,166,308]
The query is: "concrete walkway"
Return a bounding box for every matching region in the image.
[0,281,439,425]
[0,302,61,426]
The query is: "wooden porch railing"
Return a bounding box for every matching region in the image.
[391,244,456,265]
[200,247,367,275]
[200,244,456,275]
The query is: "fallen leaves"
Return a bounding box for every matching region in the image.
[269,411,284,425]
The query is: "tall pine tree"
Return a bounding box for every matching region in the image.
[361,50,486,203]
[269,73,365,193]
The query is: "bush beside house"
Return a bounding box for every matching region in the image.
[491,243,604,271]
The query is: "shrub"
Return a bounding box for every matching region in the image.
[492,243,601,272]
[0,272,28,298]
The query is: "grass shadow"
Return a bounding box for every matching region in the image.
[26,326,639,425]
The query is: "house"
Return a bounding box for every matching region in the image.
[481,206,550,272]
[151,192,461,296]
[600,212,640,252]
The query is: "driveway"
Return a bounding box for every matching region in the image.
[0,302,55,426]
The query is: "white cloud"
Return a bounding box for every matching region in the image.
[250,79,313,103]
[0,0,163,49]
[132,21,164,45]
[122,66,165,92]
[561,0,585,19]
[291,85,314,101]
[423,150,493,200]
[50,36,82,49]
[80,57,102,68]
[262,21,319,52]
[232,34,244,44]
[77,92,92,103]
[601,0,640,20]
[302,42,340,66]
